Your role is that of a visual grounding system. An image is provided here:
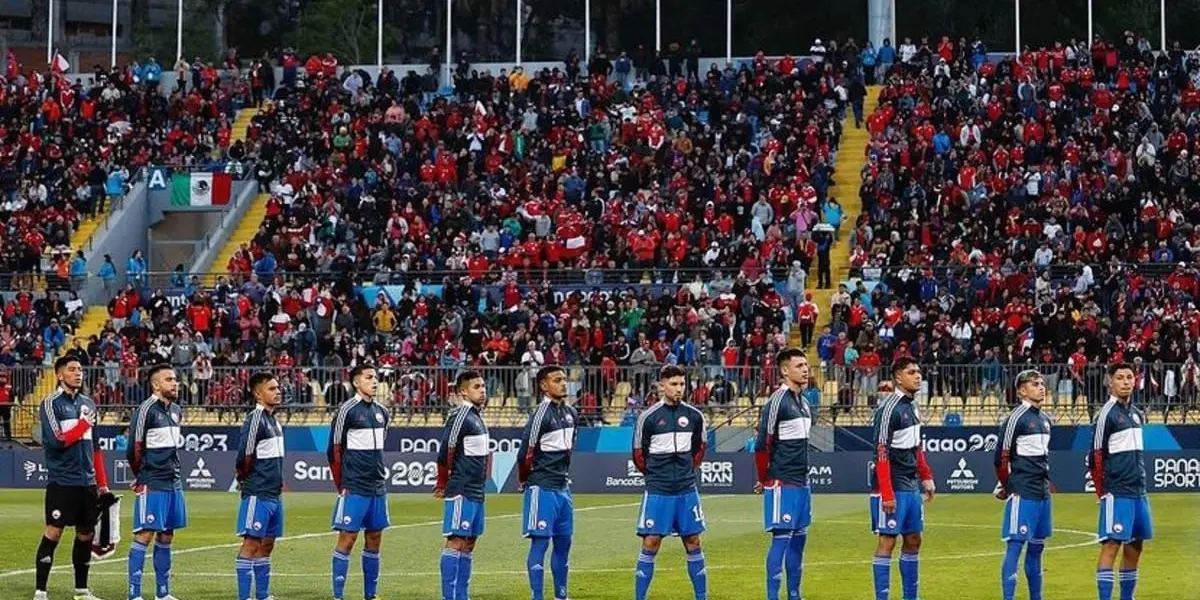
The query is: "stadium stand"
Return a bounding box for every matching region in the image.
[3,35,1200,441]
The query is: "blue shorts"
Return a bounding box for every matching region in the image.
[1001,496,1053,542]
[1098,495,1153,543]
[330,493,390,532]
[637,490,706,537]
[443,496,486,539]
[763,484,812,532]
[870,490,924,536]
[522,486,573,538]
[237,495,285,539]
[133,489,188,532]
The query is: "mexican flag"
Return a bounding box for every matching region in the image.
[171,173,232,207]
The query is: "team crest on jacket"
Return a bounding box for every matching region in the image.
[565,415,574,425]
[171,412,180,423]
[678,416,689,427]
[375,412,384,423]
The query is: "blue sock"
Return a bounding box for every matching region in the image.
[252,557,271,600]
[899,551,919,599]
[1025,540,1045,600]
[766,533,790,600]
[361,550,380,599]
[126,541,147,600]
[1097,567,1115,600]
[1119,568,1138,600]
[235,555,254,599]
[872,554,891,600]
[785,531,807,600]
[634,548,657,600]
[527,538,550,600]
[686,547,708,600]
[331,549,350,599]
[1001,541,1022,600]
[456,551,473,600]
[440,549,460,600]
[550,536,571,599]
[153,541,172,598]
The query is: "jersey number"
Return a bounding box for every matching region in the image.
[692,505,705,522]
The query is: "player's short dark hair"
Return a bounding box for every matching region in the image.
[456,370,483,390]
[1107,362,1135,377]
[776,348,807,367]
[349,364,376,381]
[659,365,687,380]
[892,357,920,378]
[146,363,174,383]
[536,366,565,387]
[1015,369,1043,388]
[248,372,277,391]
[54,356,81,371]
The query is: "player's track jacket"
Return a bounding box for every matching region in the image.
[1088,397,1147,498]
[632,400,707,495]
[40,387,108,488]
[128,395,183,491]
[436,403,491,502]
[871,392,933,501]
[994,401,1052,499]
[519,397,578,489]
[327,396,390,496]
[236,405,285,498]
[754,385,811,486]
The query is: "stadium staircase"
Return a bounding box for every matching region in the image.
[13,108,264,442]
[791,85,880,352]
[204,107,267,285]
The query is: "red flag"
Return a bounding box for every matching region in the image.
[52,51,70,74]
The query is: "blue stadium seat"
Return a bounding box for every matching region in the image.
[943,413,963,427]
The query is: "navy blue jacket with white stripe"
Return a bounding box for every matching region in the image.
[327,396,390,496]
[870,392,933,501]
[1088,397,1147,498]
[994,401,1052,500]
[754,385,811,486]
[436,403,491,502]
[41,388,105,487]
[632,400,707,495]
[519,398,578,490]
[236,405,285,499]
[127,396,184,491]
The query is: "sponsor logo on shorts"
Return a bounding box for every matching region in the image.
[644,519,655,528]
[1113,523,1124,533]
[537,520,547,530]
[253,521,263,531]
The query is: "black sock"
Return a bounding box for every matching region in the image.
[72,537,92,590]
[35,536,59,591]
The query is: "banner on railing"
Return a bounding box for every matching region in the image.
[94,425,706,454]
[834,425,1200,452]
[3,451,1198,493]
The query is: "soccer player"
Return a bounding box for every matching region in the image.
[234,373,286,600]
[869,357,936,600]
[328,365,389,600]
[126,364,186,600]
[631,365,709,600]
[994,369,1053,600]
[1090,362,1152,600]
[34,356,110,600]
[754,349,813,600]
[434,370,490,600]
[519,366,579,600]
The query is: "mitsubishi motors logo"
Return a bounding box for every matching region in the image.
[185,457,217,490]
[190,458,212,478]
[945,457,980,491]
[950,458,974,478]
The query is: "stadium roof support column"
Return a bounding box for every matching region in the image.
[516,0,522,65]
[655,0,661,52]
[47,0,54,63]
[867,0,894,48]
[111,0,119,68]
[445,0,452,86]
[1015,0,1020,55]
[1161,0,1167,51]
[176,0,183,64]
[725,0,731,65]
[585,0,591,64]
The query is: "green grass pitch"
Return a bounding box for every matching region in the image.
[0,491,1197,599]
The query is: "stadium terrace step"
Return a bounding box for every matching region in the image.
[13,305,111,441]
[229,107,259,145]
[793,85,880,355]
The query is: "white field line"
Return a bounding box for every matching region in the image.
[80,518,1099,579]
[1,496,736,579]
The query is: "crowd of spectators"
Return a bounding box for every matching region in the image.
[819,30,1200,416]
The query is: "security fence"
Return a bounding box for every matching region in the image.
[2,363,1197,442]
